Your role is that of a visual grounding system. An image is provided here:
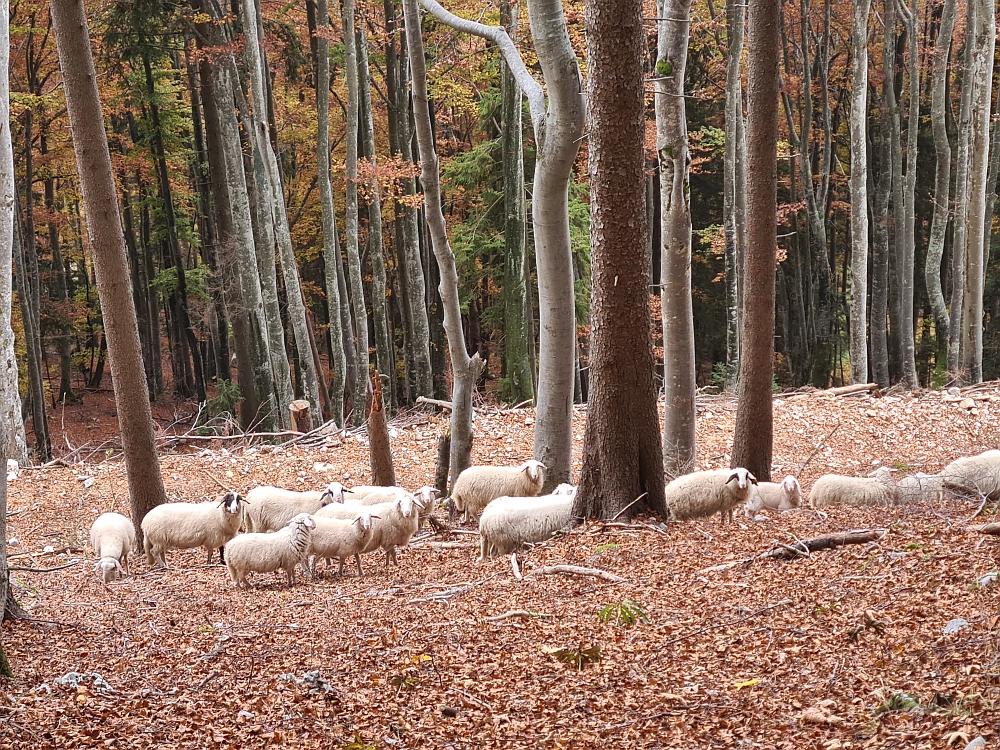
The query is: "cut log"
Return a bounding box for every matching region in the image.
[416,395,454,410]
[436,427,452,499]
[288,400,311,433]
[366,370,396,486]
[826,382,878,397]
[968,523,1000,535]
[762,528,886,560]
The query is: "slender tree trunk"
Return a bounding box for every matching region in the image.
[340,0,371,427]
[926,0,956,356]
[871,95,891,388]
[335,226,359,413]
[315,0,347,427]
[45,165,74,402]
[657,0,696,476]
[240,0,322,425]
[402,0,485,488]
[961,0,995,383]
[575,0,665,519]
[500,0,533,405]
[51,0,167,533]
[848,0,870,384]
[949,0,974,380]
[985,80,1000,271]
[897,0,919,388]
[724,0,746,386]
[0,417,10,671]
[731,0,779,482]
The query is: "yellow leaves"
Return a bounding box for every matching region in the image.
[733,678,759,690]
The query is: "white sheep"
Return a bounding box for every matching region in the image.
[552,483,577,496]
[342,486,410,507]
[896,472,945,504]
[90,512,136,583]
[939,450,1000,500]
[450,460,546,522]
[478,493,575,561]
[809,467,897,508]
[243,482,348,533]
[361,493,423,567]
[744,475,802,518]
[306,509,379,577]
[225,512,316,587]
[142,492,243,568]
[664,468,757,523]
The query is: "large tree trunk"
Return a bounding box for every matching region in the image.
[723,0,746,386]
[526,0,585,490]
[500,0,534,405]
[848,0,870,384]
[731,0,779,482]
[316,0,347,427]
[657,0,696,476]
[402,0,485,488]
[240,0,322,426]
[50,0,167,533]
[926,0,957,359]
[574,0,665,519]
[961,0,995,383]
[340,0,372,426]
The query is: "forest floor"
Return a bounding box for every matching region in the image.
[3,384,1000,748]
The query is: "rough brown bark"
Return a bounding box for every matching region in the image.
[574,0,665,520]
[367,371,396,486]
[50,0,167,536]
[730,0,779,482]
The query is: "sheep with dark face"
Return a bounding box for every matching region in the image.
[664,468,758,523]
[141,492,243,568]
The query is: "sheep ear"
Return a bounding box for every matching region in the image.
[370,514,381,520]
[726,472,740,485]
[114,558,124,573]
[747,472,758,485]
[93,561,102,573]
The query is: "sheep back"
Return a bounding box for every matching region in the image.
[308,512,375,576]
[940,450,1000,500]
[478,494,574,560]
[664,468,757,522]
[451,461,546,519]
[90,512,136,581]
[244,486,330,533]
[809,472,897,508]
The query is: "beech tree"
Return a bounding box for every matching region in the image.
[574,0,665,519]
[731,0,780,481]
[847,0,870,384]
[50,0,167,531]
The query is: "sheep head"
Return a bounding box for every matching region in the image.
[781,475,801,496]
[219,492,243,515]
[396,493,418,518]
[552,483,577,496]
[288,513,316,530]
[870,466,894,484]
[353,511,379,531]
[522,460,546,483]
[94,557,123,583]
[415,486,440,509]
[321,482,350,505]
[726,468,757,490]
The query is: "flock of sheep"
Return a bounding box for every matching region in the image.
[87,448,1000,588]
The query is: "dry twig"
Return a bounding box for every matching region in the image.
[526,565,624,583]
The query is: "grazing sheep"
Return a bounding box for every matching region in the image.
[244,482,347,533]
[664,468,758,523]
[808,467,897,508]
[90,512,136,583]
[361,493,423,566]
[939,450,1000,500]
[306,509,379,577]
[225,513,316,588]
[142,492,243,568]
[450,460,546,522]
[896,472,945,504]
[745,475,802,518]
[478,493,575,561]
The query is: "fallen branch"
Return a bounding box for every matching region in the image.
[9,559,82,573]
[611,493,648,522]
[409,541,476,549]
[796,421,841,479]
[408,576,494,603]
[827,382,878,397]
[158,430,305,444]
[416,395,454,410]
[425,515,452,534]
[962,493,992,524]
[762,529,887,560]
[968,523,1000,535]
[526,565,624,583]
[484,609,551,622]
[510,553,522,580]
[660,598,793,647]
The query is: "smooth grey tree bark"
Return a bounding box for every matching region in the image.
[897,0,919,388]
[419,0,584,490]
[656,0,696,476]
[402,0,485,487]
[0,0,25,465]
[961,0,995,383]
[723,0,746,386]
[925,0,957,354]
[316,0,347,427]
[240,0,322,426]
[51,0,168,534]
[340,0,371,426]
[848,0,870,384]
[871,91,891,388]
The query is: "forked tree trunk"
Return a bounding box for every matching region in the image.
[656,0,696,476]
[847,0,870,384]
[723,0,746,385]
[731,0,779,482]
[403,0,485,487]
[925,0,957,356]
[316,0,347,427]
[341,0,372,426]
[575,0,665,519]
[50,0,167,534]
[961,0,995,383]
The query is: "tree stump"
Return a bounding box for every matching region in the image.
[289,400,311,433]
[367,371,396,486]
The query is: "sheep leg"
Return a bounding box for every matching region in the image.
[354,553,364,577]
[218,546,226,565]
[143,538,154,567]
[122,554,130,576]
